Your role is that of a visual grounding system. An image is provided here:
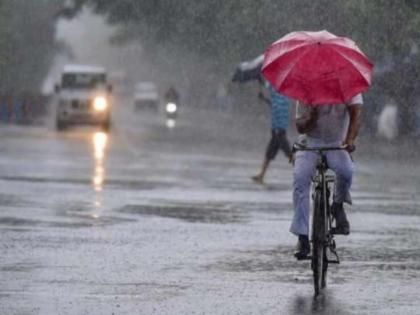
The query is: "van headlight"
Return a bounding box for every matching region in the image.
[93,97,108,111]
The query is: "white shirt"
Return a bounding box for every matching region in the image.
[296,94,363,146]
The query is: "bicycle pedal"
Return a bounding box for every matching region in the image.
[295,255,312,261]
[331,227,349,235]
[327,259,340,264]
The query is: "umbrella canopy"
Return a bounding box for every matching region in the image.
[232,54,264,83]
[262,30,374,105]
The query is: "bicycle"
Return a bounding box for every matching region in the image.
[293,142,347,296]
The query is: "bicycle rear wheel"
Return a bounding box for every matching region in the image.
[312,188,327,296]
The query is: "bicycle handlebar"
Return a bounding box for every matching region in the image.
[292,142,348,152]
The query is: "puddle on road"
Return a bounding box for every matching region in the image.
[288,293,354,315]
[239,201,292,214]
[352,202,420,216]
[54,200,137,225]
[0,215,92,229]
[0,193,40,208]
[106,179,173,190]
[0,197,136,231]
[208,230,420,285]
[205,180,291,192]
[0,215,132,229]
[119,202,249,224]
[206,245,309,280]
[0,262,72,273]
[0,175,172,191]
[0,175,92,186]
[54,201,93,213]
[86,281,189,299]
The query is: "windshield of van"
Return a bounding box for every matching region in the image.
[61,72,106,89]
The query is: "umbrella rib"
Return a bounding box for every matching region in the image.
[328,45,372,85]
[329,47,370,101]
[264,40,308,68]
[270,45,314,90]
[319,45,347,102]
[331,53,346,103]
[276,45,321,103]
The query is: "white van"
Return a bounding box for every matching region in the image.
[54,65,112,131]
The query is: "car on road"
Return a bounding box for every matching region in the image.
[134,81,159,111]
[54,64,112,131]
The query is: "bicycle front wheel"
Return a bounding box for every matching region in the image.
[312,188,327,296]
[312,240,324,295]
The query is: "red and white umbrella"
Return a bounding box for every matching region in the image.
[262,30,374,105]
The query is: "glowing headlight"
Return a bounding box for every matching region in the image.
[166,102,177,113]
[93,97,108,111]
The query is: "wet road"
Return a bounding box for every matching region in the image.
[1,105,420,315]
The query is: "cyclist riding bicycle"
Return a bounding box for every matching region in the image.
[292,94,363,259]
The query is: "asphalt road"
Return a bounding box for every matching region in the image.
[1,104,420,315]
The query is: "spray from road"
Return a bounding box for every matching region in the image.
[43,9,144,95]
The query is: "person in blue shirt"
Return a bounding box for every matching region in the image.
[251,80,292,184]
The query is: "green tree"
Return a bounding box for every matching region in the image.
[0,0,65,93]
[66,0,420,133]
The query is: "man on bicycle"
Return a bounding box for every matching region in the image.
[292,94,363,259]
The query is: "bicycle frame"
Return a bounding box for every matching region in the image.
[293,143,344,295]
[312,156,337,240]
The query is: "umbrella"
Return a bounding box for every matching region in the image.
[262,30,374,105]
[232,54,264,83]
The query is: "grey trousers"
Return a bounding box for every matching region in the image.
[290,150,353,236]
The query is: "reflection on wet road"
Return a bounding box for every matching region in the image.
[92,131,107,192]
[289,293,354,315]
[0,109,420,314]
[92,131,108,219]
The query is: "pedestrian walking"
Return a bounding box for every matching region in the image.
[251,79,292,185]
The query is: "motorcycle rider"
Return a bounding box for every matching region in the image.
[164,86,180,104]
[163,86,180,120]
